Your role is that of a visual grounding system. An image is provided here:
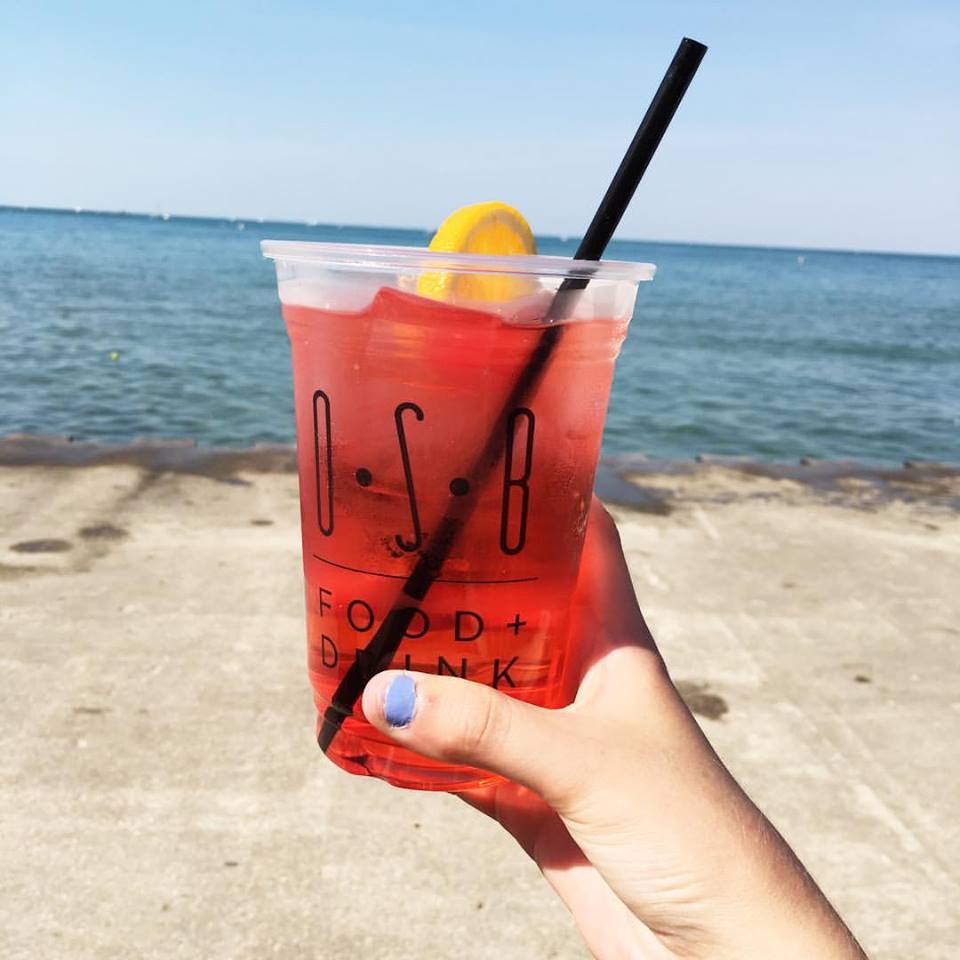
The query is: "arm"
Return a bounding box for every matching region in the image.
[362,499,867,960]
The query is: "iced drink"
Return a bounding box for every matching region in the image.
[263,240,653,790]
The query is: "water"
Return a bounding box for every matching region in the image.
[1,206,957,466]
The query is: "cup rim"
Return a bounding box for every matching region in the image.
[261,240,655,283]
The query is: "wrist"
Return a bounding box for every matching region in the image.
[694,813,868,960]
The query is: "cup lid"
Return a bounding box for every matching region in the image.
[261,240,655,283]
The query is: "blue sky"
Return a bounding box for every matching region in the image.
[3,1,958,254]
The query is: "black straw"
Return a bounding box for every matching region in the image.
[318,37,707,753]
[574,38,706,262]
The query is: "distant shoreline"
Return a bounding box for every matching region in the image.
[2,434,956,514]
[3,204,958,261]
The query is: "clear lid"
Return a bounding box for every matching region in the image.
[261,240,655,284]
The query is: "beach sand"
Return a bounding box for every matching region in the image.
[2,442,958,959]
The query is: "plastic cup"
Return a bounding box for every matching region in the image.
[262,240,654,790]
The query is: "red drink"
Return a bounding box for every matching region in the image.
[265,242,651,790]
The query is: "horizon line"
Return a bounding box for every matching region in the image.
[2,202,958,261]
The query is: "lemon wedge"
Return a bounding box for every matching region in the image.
[416,201,537,304]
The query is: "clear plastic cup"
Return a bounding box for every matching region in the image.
[262,240,654,790]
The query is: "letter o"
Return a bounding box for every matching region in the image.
[347,599,375,632]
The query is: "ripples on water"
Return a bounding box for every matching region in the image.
[1,207,957,466]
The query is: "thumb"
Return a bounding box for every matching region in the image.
[361,670,580,803]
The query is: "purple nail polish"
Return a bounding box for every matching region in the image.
[384,674,416,728]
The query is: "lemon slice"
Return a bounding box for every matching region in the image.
[416,201,537,304]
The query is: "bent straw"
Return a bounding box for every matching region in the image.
[318,37,708,753]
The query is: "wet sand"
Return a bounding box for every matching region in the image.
[2,438,958,959]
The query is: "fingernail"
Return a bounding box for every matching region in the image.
[383,673,416,728]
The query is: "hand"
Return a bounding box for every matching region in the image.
[362,499,867,959]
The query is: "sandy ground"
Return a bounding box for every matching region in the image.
[1,455,958,959]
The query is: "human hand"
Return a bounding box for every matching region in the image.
[361,499,867,959]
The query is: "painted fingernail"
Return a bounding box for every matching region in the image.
[384,673,416,728]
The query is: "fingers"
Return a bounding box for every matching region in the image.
[463,784,657,959]
[563,498,665,705]
[361,670,581,806]
[458,783,554,860]
[574,497,651,642]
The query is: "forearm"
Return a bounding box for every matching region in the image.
[702,810,868,960]
[651,686,869,960]
[561,662,868,960]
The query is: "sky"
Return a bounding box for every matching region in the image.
[2,1,958,255]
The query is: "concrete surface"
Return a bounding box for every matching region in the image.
[1,461,958,958]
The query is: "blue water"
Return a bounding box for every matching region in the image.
[1,206,957,466]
